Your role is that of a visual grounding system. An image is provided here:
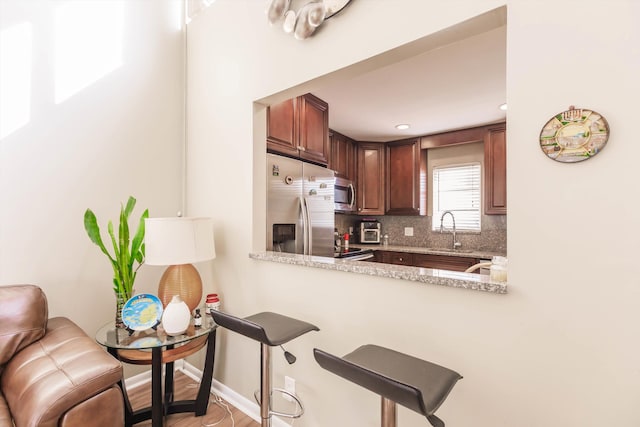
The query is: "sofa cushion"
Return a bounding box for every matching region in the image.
[0,317,122,427]
[0,285,48,369]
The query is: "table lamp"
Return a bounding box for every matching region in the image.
[144,217,215,313]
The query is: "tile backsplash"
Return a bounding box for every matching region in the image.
[335,214,506,254]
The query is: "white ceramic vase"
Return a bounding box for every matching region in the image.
[162,295,191,336]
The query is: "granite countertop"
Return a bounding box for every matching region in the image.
[360,244,506,260]
[249,251,507,294]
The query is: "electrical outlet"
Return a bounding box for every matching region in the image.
[284,376,296,402]
[404,227,414,236]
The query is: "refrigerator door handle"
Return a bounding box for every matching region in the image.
[348,183,355,209]
[299,196,310,255]
[304,197,313,255]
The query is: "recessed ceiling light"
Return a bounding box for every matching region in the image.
[395,124,410,130]
[499,103,507,111]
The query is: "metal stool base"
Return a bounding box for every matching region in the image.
[382,397,397,427]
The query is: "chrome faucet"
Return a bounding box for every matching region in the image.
[439,211,461,250]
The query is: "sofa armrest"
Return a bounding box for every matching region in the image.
[0,317,123,427]
[0,284,48,368]
[0,391,11,427]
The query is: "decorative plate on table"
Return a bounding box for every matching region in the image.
[539,106,609,163]
[121,294,163,331]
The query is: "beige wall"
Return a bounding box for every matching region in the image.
[2,0,638,426]
[187,1,640,426]
[0,0,184,343]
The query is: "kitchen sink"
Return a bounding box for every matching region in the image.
[424,248,475,254]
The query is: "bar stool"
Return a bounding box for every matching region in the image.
[211,310,319,427]
[314,345,462,427]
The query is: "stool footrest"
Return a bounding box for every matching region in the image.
[254,388,305,419]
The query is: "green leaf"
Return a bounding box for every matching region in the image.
[84,209,115,262]
[124,196,136,219]
[130,209,148,270]
[108,220,120,261]
[119,204,130,269]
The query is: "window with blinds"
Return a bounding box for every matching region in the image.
[432,163,481,231]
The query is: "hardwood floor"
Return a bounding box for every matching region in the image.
[126,371,259,427]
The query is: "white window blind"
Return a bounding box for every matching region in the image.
[432,163,481,231]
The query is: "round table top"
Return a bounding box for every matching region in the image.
[96,318,216,350]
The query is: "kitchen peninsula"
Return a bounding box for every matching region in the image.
[249,250,507,294]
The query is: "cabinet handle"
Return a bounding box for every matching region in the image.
[297,145,306,151]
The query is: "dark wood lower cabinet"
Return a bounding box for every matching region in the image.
[380,251,414,266]
[374,251,480,273]
[372,251,384,263]
[412,253,479,272]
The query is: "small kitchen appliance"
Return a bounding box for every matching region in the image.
[359,219,381,244]
[334,176,356,213]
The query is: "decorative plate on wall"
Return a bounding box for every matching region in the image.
[539,106,609,163]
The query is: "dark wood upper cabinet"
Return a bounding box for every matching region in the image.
[385,138,423,215]
[298,94,329,165]
[329,130,355,180]
[266,98,298,156]
[484,125,507,215]
[356,142,385,215]
[267,93,329,165]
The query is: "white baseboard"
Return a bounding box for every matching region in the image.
[124,369,152,390]
[124,361,290,427]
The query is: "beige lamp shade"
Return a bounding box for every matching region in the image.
[145,217,215,312]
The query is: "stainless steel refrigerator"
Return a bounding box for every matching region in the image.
[267,153,335,257]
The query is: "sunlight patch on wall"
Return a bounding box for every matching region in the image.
[0,22,33,140]
[54,1,124,104]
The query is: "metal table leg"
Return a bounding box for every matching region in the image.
[152,347,163,426]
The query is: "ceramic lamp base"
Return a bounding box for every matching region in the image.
[157,264,202,312]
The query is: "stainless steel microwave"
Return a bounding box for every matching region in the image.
[334,176,356,213]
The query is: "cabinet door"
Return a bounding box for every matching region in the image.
[299,93,329,165]
[380,251,414,266]
[356,142,385,215]
[267,98,298,157]
[386,138,422,215]
[484,125,507,214]
[330,130,355,180]
[412,254,480,272]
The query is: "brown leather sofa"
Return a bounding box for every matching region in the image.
[0,284,124,427]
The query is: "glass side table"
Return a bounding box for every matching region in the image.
[96,319,217,427]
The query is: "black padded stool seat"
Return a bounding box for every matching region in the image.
[314,345,462,427]
[212,310,319,427]
[212,311,319,346]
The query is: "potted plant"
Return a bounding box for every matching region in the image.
[84,196,148,328]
